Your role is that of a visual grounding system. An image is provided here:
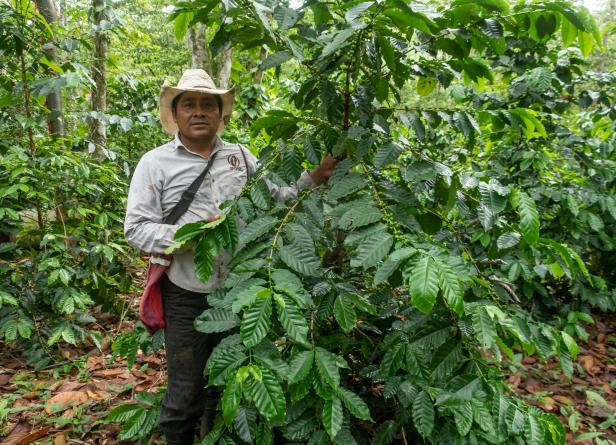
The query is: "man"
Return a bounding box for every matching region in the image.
[124,69,336,444]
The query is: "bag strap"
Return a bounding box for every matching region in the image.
[163,150,219,225]
[238,144,253,181]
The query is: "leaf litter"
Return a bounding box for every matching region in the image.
[0,301,166,445]
[507,313,616,444]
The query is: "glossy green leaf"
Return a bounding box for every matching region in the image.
[195,308,240,333]
[374,142,403,168]
[240,295,272,348]
[222,378,242,425]
[350,231,393,270]
[276,293,309,344]
[322,397,343,438]
[338,387,371,421]
[315,347,340,389]
[260,51,293,70]
[497,232,521,250]
[327,173,366,201]
[406,256,439,313]
[453,401,474,436]
[435,257,464,315]
[373,247,416,285]
[512,189,540,245]
[246,367,286,421]
[287,350,314,384]
[238,216,278,246]
[232,285,270,314]
[321,28,355,58]
[333,293,357,332]
[413,390,434,437]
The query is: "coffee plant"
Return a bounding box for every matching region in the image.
[0,0,143,365]
[167,0,616,443]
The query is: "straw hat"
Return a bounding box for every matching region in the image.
[159,69,234,135]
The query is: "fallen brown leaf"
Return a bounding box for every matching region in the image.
[87,356,103,371]
[90,380,112,392]
[508,374,521,388]
[554,395,574,405]
[139,355,162,367]
[12,399,31,408]
[4,359,24,370]
[132,369,149,379]
[45,390,89,414]
[55,381,84,393]
[21,391,38,401]
[58,348,72,360]
[525,385,542,394]
[53,433,67,445]
[597,333,606,344]
[92,368,128,378]
[0,373,13,386]
[578,355,595,374]
[2,424,52,445]
[16,426,51,445]
[1,422,30,445]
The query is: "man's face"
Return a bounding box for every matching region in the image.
[172,91,221,142]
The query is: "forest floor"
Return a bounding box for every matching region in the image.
[0,297,614,445]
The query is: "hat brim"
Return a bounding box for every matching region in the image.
[159,85,235,135]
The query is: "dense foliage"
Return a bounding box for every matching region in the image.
[163,0,615,443]
[1,0,615,443]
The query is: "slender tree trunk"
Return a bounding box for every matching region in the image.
[201,24,213,75]
[217,44,233,89]
[90,0,108,156]
[242,47,267,127]
[604,0,616,51]
[19,52,44,230]
[188,27,204,68]
[253,46,267,85]
[188,23,212,73]
[35,0,65,136]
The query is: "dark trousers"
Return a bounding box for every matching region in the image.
[159,274,223,445]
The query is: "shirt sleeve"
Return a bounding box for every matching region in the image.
[124,154,181,254]
[240,146,317,201]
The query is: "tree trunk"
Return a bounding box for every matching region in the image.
[217,44,233,89]
[34,0,65,136]
[242,47,268,127]
[90,0,108,156]
[253,46,267,85]
[188,24,212,74]
[604,0,616,50]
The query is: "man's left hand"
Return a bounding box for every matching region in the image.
[309,155,337,186]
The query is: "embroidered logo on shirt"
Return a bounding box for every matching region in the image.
[227,154,242,170]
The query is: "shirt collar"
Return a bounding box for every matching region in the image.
[173,134,225,158]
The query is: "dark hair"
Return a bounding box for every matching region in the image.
[171,92,223,114]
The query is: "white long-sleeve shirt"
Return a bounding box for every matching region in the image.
[124,135,315,292]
